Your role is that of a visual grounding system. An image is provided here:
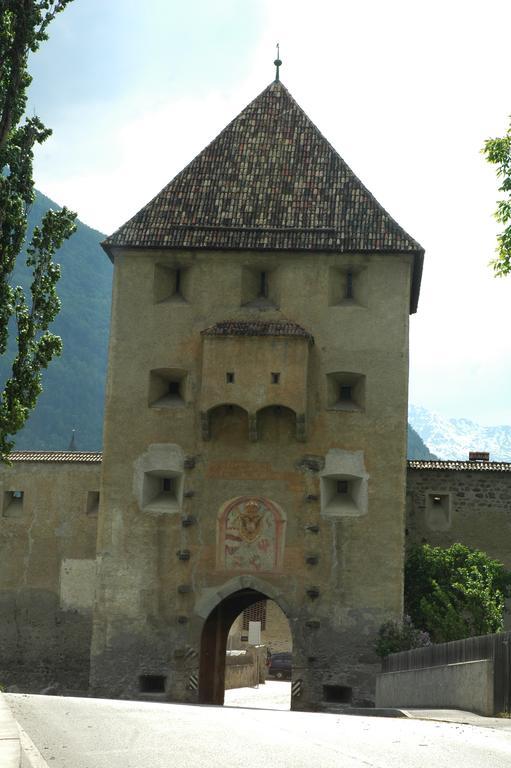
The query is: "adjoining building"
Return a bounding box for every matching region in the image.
[406,457,511,576]
[1,74,430,709]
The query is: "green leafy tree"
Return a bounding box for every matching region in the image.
[405,543,511,643]
[0,0,76,460]
[483,118,511,276]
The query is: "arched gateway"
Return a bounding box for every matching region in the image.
[197,577,293,705]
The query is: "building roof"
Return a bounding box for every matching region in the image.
[103,80,424,313]
[201,319,313,342]
[408,459,511,473]
[3,454,510,471]
[7,451,103,463]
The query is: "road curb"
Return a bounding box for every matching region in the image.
[18,725,50,768]
[1,694,50,768]
[337,707,409,718]
[0,693,21,768]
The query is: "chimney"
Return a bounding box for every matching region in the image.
[469,451,490,462]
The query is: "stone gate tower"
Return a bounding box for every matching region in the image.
[91,77,424,709]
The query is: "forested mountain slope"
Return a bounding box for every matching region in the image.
[0,191,112,450]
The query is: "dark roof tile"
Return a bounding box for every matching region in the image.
[201,319,313,342]
[408,460,511,473]
[7,451,103,463]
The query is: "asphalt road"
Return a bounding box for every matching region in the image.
[7,690,511,768]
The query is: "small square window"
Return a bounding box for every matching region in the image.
[141,470,182,514]
[425,492,451,531]
[241,266,277,307]
[149,369,186,408]
[339,385,352,401]
[153,264,189,303]
[327,372,365,411]
[321,471,367,519]
[226,372,235,384]
[2,490,24,518]
[328,266,367,306]
[271,372,280,384]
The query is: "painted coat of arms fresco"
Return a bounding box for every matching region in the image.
[217,496,286,572]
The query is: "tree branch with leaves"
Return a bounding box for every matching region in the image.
[0,0,76,461]
[405,543,511,643]
[483,118,511,276]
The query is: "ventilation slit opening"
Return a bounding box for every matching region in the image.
[139,675,166,693]
[259,271,268,298]
[345,271,354,299]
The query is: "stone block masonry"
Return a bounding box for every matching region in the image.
[406,463,511,574]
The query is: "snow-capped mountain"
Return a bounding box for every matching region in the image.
[409,405,511,462]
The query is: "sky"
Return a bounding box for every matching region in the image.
[25,0,511,426]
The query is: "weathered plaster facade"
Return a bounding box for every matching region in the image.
[87,248,415,708]
[0,454,101,692]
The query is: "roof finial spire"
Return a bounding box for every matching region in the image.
[274,43,282,82]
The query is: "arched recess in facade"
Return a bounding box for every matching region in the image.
[256,404,299,442]
[201,403,249,441]
[201,403,305,442]
[196,575,293,705]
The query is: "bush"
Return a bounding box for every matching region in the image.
[375,615,431,658]
[405,543,511,643]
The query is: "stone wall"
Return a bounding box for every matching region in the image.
[407,464,511,629]
[225,648,265,689]
[3,456,511,701]
[406,465,511,570]
[0,457,100,693]
[376,659,495,716]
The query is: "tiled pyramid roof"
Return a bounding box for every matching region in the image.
[201,319,314,342]
[103,80,424,311]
